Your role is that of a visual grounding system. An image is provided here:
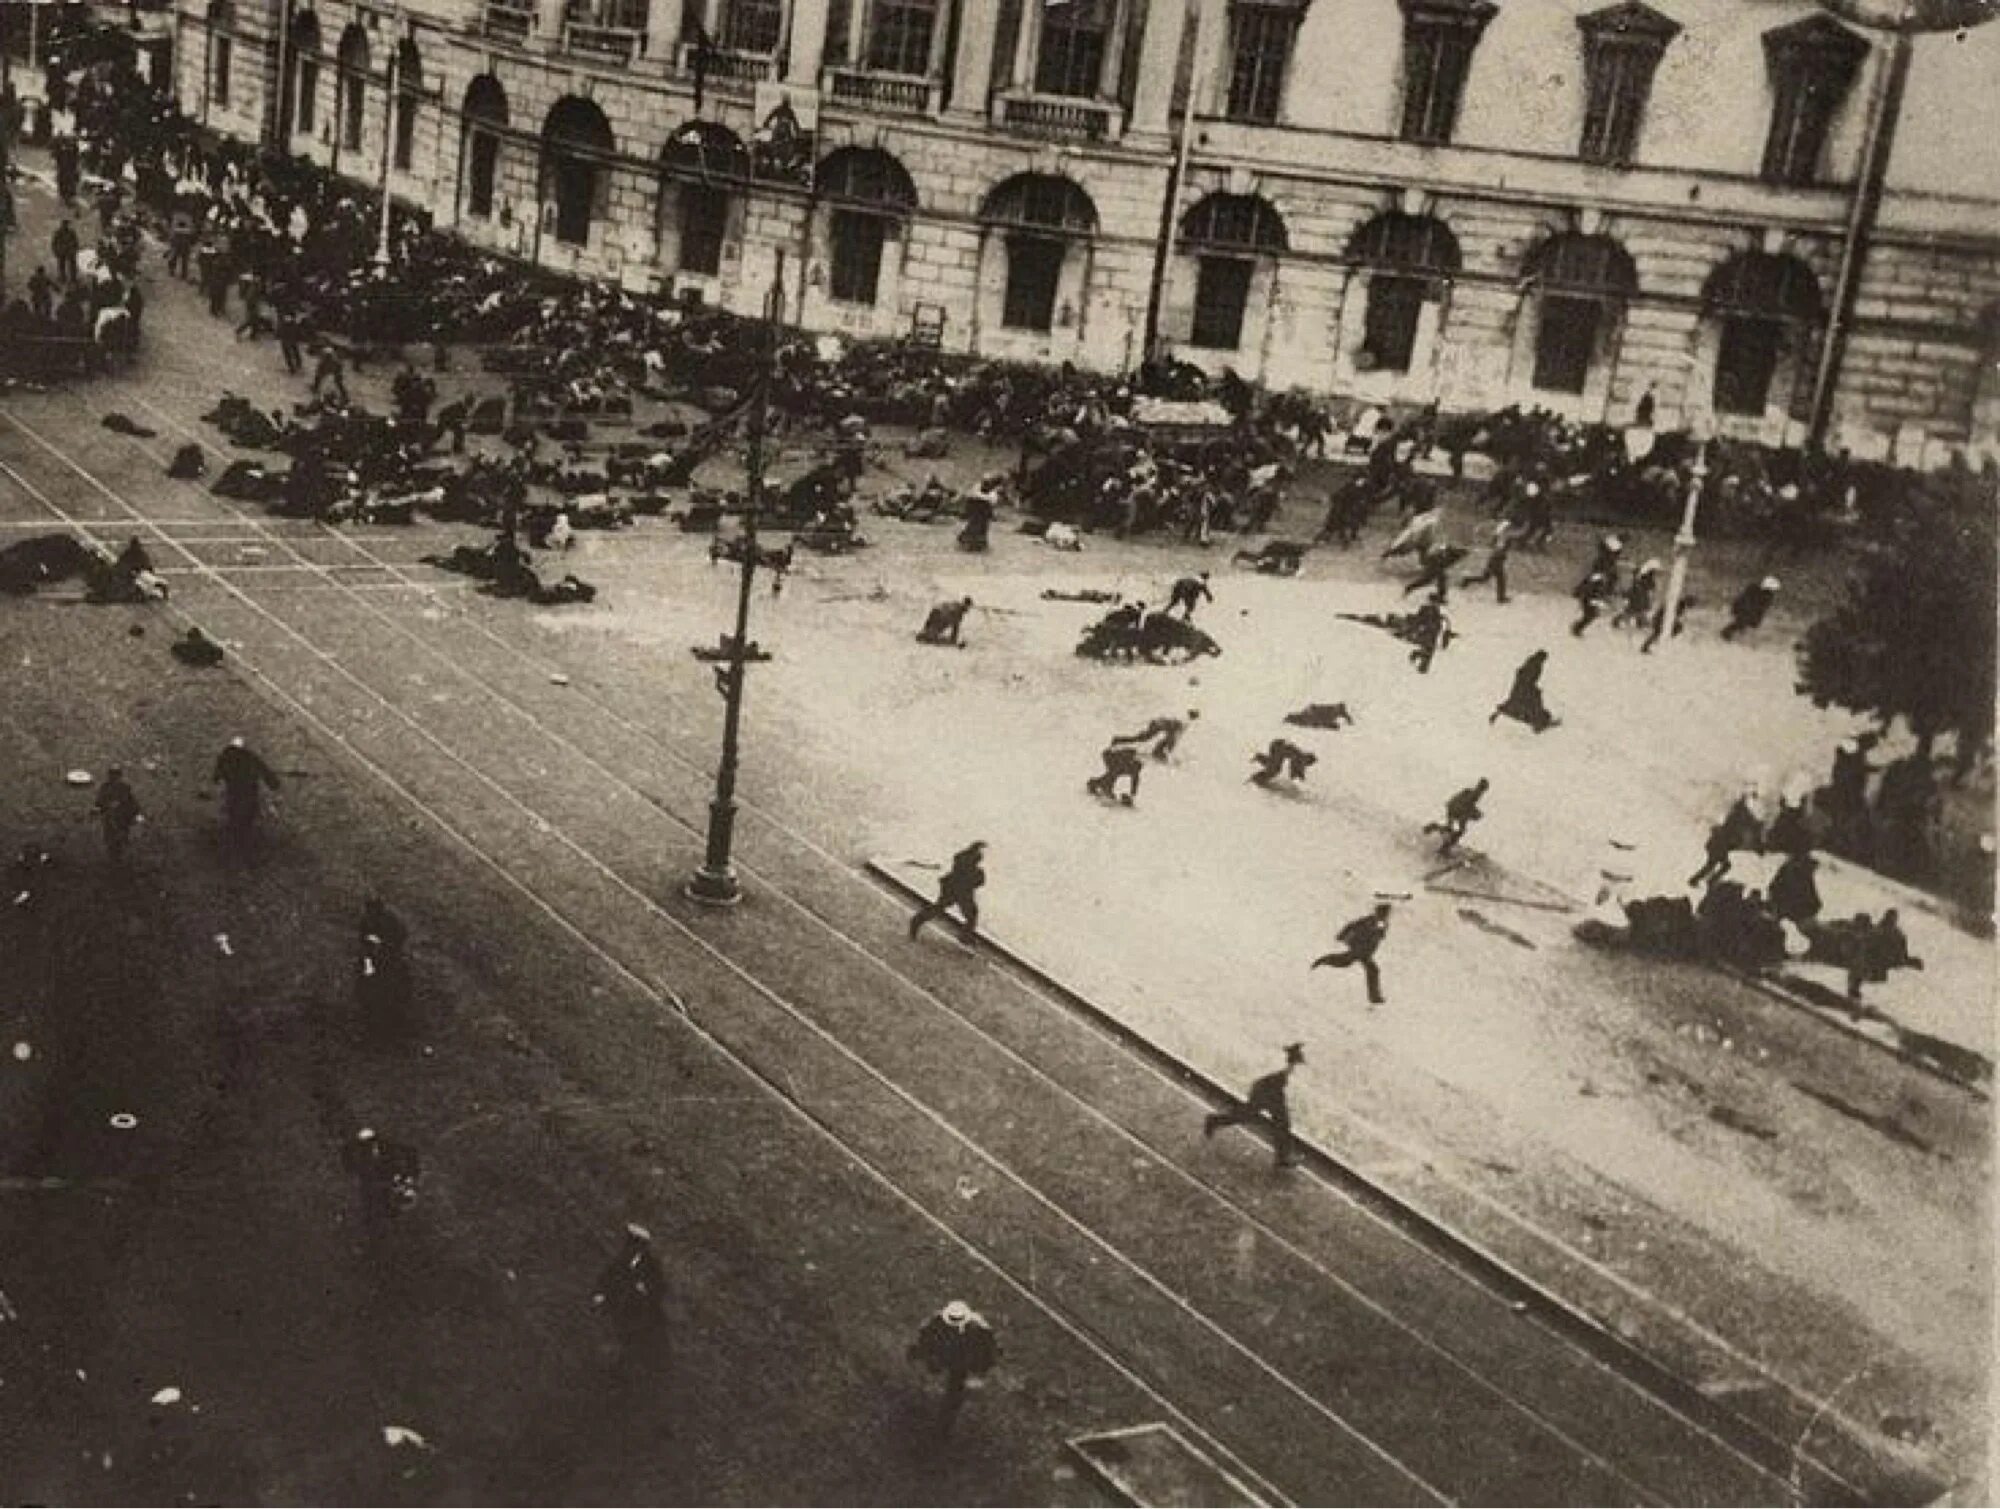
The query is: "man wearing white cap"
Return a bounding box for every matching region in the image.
[909,1300,998,1438]
[1721,576,1781,641]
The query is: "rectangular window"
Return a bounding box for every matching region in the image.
[468,130,499,217]
[1533,294,1600,394]
[1715,316,1781,416]
[1191,256,1253,350]
[824,0,852,64]
[1761,74,1836,185]
[721,0,783,54]
[867,0,937,75]
[829,209,888,303]
[1399,26,1475,144]
[394,94,417,170]
[297,60,318,134]
[213,36,233,108]
[1003,234,1064,331]
[680,183,728,275]
[343,77,365,152]
[1225,5,1295,124]
[1035,0,1109,98]
[1362,273,1426,373]
[1578,44,1658,165]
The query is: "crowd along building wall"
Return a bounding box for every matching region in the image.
[169,0,2000,458]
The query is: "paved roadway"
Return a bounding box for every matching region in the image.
[6,368,1941,1509]
[1,162,1979,1502]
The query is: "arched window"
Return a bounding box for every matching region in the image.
[817,147,917,306]
[336,24,369,154]
[462,74,508,220]
[981,174,1097,333]
[393,39,422,172]
[661,122,750,276]
[1702,251,1824,416]
[207,0,234,111]
[1345,211,1459,374]
[290,11,321,137]
[1523,231,1637,394]
[1182,193,1287,351]
[541,96,616,248]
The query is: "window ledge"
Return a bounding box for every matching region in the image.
[992,89,1123,143]
[821,66,942,116]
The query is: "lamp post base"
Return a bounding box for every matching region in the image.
[686,796,743,906]
[685,864,742,906]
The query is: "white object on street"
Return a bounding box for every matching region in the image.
[12,1042,31,1061]
[549,673,571,686]
[109,1113,139,1131]
[150,1387,183,1406]
[382,1426,429,1450]
[214,933,234,956]
[66,769,94,786]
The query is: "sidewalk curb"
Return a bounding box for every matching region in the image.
[1817,849,1987,935]
[866,857,1929,1504]
[1725,960,1990,1099]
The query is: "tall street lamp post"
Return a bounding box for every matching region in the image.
[1654,428,1711,653]
[687,252,788,907]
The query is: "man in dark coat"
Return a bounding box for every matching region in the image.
[1425,778,1490,854]
[52,219,80,285]
[909,1300,999,1440]
[1165,572,1213,620]
[1720,576,1780,641]
[1690,794,1763,888]
[1204,1042,1305,1168]
[1766,849,1822,925]
[1491,650,1559,732]
[1249,738,1316,787]
[93,766,142,860]
[1086,743,1146,805]
[909,841,986,942]
[1311,903,1392,1004]
[211,736,281,844]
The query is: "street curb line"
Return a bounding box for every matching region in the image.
[1720,959,1990,1100]
[866,857,1924,1505]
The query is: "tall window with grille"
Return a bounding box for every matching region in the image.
[1003,236,1065,329]
[721,0,784,54]
[210,3,234,110]
[467,129,499,216]
[1396,0,1494,145]
[293,19,321,137]
[393,45,421,171]
[1575,3,1678,167]
[680,184,729,274]
[829,210,889,303]
[867,0,938,74]
[1035,0,1111,98]
[1760,16,1867,186]
[338,31,368,154]
[343,76,365,150]
[1225,2,1297,123]
[1183,194,1286,351]
[1347,212,1460,374]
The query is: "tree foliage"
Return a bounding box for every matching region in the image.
[1797,470,1997,755]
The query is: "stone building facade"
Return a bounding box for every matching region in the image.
[164,0,2000,456]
